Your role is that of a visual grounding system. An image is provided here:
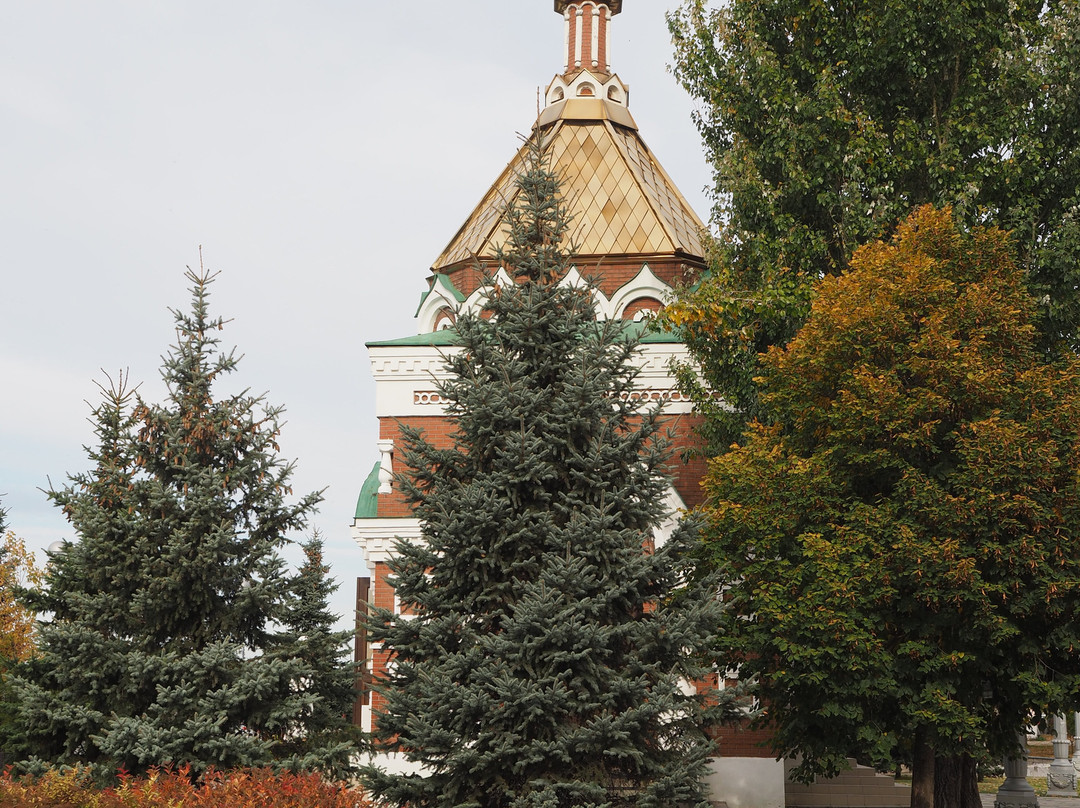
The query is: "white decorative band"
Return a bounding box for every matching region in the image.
[414,391,447,405]
[621,389,693,404]
[413,389,702,406]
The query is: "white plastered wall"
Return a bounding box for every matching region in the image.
[706,757,787,808]
[368,341,695,418]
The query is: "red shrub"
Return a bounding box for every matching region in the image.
[0,767,371,808]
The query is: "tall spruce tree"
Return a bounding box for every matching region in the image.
[13,270,328,778]
[362,140,721,808]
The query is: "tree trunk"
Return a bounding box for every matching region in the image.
[934,754,980,808]
[911,729,936,808]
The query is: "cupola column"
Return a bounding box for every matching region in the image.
[557,1,622,75]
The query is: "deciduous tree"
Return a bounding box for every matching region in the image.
[699,207,1080,808]
[0,525,44,769]
[664,0,1080,450]
[0,532,43,664]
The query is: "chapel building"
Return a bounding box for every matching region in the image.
[350,4,909,807]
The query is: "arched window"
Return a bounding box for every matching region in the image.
[622,297,663,321]
[434,308,456,331]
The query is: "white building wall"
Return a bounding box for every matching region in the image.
[706,757,787,808]
[369,342,696,419]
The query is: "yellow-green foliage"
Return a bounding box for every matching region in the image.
[700,206,1080,781]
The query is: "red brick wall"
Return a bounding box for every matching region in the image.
[622,297,663,319]
[367,562,393,731]
[580,4,594,68]
[659,412,709,509]
[377,412,708,516]
[369,646,391,720]
[373,561,395,611]
[377,416,456,518]
[712,721,778,759]
[435,255,704,304]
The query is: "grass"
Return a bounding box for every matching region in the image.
[895,769,1053,797]
[977,777,1048,796]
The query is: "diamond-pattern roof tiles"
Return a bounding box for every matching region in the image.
[432,119,706,271]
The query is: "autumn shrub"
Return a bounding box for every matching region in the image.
[0,767,94,808]
[0,766,370,808]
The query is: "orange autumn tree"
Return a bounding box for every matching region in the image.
[698,206,1080,808]
[0,531,43,664]
[1,524,44,768]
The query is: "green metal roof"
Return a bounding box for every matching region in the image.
[414,273,467,318]
[354,461,382,520]
[367,329,462,348]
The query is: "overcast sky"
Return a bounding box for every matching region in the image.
[1,1,713,627]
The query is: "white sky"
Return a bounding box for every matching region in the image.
[0,1,713,627]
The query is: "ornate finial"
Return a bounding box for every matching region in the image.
[556,2,621,75]
[554,0,621,12]
[538,0,634,127]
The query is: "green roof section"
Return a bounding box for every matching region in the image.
[414,273,467,318]
[368,329,463,348]
[630,320,685,343]
[354,461,382,520]
[367,320,683,349]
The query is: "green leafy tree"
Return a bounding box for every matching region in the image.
[12,269,328,778]
[272,535,357,778]
[698,207,1080,808]
[663,0,1080,450]
[362,140,724,808]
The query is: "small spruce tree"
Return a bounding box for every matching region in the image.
[13,269,329,778]
[363,139,720,808]
[273,534,358,777]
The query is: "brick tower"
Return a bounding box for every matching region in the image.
[349,3,790,802]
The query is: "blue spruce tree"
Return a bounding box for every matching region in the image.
[363,140,721,808]
[272,534,358,777]
[15,270,334,778]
